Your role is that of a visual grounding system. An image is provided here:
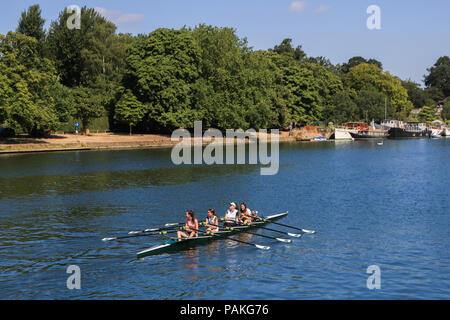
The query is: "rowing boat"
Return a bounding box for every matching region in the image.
[137,211,289,259]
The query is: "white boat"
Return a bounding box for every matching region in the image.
[430,128,442,138]
[442,126,450,136]
[334,127,355,141]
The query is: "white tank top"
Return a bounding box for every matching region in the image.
[226,209,238,222]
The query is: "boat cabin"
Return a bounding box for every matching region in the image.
[342,122,369,131]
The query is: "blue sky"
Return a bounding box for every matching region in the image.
[2,0,449,84]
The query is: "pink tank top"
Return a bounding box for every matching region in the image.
[186,219,196,230]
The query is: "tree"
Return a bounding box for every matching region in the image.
[424,87,445,104]
[418,106,435,122]
[17,5,45,42]
[49,83,75,124]
[307,56,340,74]
[0,32,62,136]
[355,85,388,122]
[401,80,434,109]
[442,99,450,121]
[124,28,202,132]
[424,56,450,98]
[272,38,306,61]
[323,91,358,124]
[192,24,249,130]
[114,89,146,134]
[47,7,110,87]
[72,86,104,133]
[344,63,413,119]
[341,56,383,73]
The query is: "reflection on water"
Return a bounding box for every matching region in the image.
[0,139,449,299]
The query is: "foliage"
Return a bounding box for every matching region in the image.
[272,38,307,61]
[341,56,383,74]
[17,5,46,43]
[5,5,450,137]
[344,63,413,120]
[401,80,434,109]
[323,91,358,124]
[424,56,450,98]
[0,32,67,136]
[418,106,435,122]
[354,85,388,122]
[441,99,450,121]
[47,7,110,87]
[114,89,147,134]
[124,27,202,132]
[72,86,104,131]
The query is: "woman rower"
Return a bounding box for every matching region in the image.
[177,210,199,240]
[205,209,219,233]
[239,202,252,223]
[224,202,240,226]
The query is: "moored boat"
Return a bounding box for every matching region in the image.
[333,127,355,140]
[430,128,443,138]
[343,122,389,140]
[388,122,429,139]
[442,126,450,136]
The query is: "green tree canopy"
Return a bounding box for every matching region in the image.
[272,38,307,61]
[72,86,104,132]
[355,85,389,122]
[424,56,450,98]
[341,56,383,74]
[124,28,202,132]
[323,91,358,125]
[47,7,109,87]
[418,106,435,122]
[401,80,434,109]
[442,99,450,121]
[344,63,413,119]
[0,32,66,136]
[114,89,147,135]
[17,5,46,42]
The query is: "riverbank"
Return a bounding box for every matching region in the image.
[0,131,298,154]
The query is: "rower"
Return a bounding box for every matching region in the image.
[224,202,240,226]
[205,208,219,233]
[239,202,256,224]
[177,210,199,240]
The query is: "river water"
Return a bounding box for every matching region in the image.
[0,139,449,299]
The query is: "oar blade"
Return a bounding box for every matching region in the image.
[288,232,302,238]
[102,237,116,242]
[255,244,271,250]
[276,238,292,243]
[165,223,180,227]
[302,229,316,234]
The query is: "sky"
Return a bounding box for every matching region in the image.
[2,0,449,85]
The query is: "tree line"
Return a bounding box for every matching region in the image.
[0,5,449,137]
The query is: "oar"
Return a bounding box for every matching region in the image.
[179,227,271,251]
[252,211,316,234]
[102,230,177,241]
[228,216,302,238]
[236,229,291,243]
[251,225,301,238]
[128,223,184,235]
[220,221,292,243]
[266,221,316,234]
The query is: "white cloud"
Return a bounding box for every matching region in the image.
[95,7,144,24]
[314,5,332,14]
[289,1,306,12]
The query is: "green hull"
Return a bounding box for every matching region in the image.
[137,212,288,259]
